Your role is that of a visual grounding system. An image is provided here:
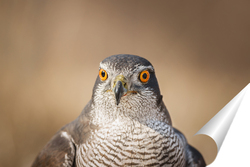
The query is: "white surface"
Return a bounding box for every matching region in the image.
[196,83,250,166]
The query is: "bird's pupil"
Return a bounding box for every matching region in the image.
[142,73,147,79]
[101,71,105,77]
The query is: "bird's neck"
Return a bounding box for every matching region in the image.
[88,95,172,127]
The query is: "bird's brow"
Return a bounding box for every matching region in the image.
[133,65,154,73]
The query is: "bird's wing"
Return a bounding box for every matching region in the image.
[32,100,93,167]
[185,144,206,167]
[31,130,76,167]
[173,128,206,167]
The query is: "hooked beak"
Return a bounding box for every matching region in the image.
[113,75,128,105]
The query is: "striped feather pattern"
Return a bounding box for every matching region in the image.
[76,119,185,167]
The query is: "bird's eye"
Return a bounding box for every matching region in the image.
[139,70,150,83]
[99,69,108,81]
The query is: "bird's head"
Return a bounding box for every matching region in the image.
[90,54,168,124]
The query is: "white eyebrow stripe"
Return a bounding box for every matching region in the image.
[133,65,154,73]
[99,62,111,70]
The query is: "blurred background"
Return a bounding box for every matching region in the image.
[1,0,250,166]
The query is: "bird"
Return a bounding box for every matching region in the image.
[32,54,206,167]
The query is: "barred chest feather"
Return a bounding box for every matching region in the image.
[75,119,186,167]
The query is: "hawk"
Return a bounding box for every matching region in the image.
[32,54,206,167]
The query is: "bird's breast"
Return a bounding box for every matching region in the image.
[75,120,185,167]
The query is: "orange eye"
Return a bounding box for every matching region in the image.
[139,70,150,83]
[99,69,108,81]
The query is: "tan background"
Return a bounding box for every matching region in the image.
[1,0,250,166]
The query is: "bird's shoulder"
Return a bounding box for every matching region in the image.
[31,129,76,167]
[31,100,93,167]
